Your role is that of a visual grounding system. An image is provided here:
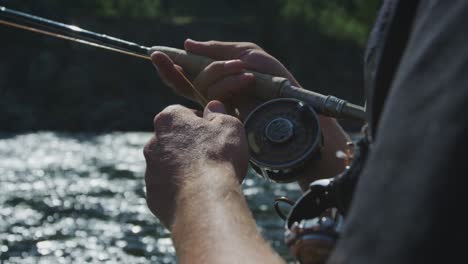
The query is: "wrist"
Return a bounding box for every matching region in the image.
[296,116,349,190]
[170,163,283,264]
[318,116,349,144]
[170,163,242,227]
[180,162,240,193]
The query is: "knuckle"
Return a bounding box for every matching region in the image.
[164,104,184,114]
[242,42,262,50]
[205,61,225,73]
[153,111,173,128]
[153,104,183,128]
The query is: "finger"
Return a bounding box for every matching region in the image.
[205,73,255,102]
[184,39,260,60]
[203,100,227,121]
[151,51,194,98]
[193,60,245,96]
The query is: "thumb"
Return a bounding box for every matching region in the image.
[150,51,193,98]
[203,100,227,120]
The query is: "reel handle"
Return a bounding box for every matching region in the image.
[149,46,366,121]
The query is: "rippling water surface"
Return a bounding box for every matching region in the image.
[0,132,301,263]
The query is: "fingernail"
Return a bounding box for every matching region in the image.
[150,52,160,61]
[151,51,161,58]
[205,100,226,114]
[224,60,243,71]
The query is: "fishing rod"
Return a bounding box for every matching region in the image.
[0,6,208,104]
[1,5,368,183]
[0,5,365,121]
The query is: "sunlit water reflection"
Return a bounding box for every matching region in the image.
[0,132,301,263]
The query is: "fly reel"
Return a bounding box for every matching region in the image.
[244,98,323,183]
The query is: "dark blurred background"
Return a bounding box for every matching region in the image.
[0,0,379,132]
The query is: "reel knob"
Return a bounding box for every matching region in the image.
[244,98,323,183]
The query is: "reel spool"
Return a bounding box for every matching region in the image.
[244,98,323,183]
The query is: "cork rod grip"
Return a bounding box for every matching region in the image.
[149,46,290,101]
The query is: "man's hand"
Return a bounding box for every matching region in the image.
[144,101,284,263]
[151,39,300,119]
[144,100,249,228]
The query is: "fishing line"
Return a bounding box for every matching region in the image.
[0,19,151,60]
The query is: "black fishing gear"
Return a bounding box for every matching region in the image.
[274,137,369,263]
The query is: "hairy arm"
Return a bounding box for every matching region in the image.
[144,101,284,263]
[172,165,284,264]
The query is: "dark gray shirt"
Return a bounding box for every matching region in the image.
[330,1,468,263]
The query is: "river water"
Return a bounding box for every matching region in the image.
[0,132,302,263]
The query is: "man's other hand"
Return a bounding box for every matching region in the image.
[143,101,249,229]
[151,39,300,119]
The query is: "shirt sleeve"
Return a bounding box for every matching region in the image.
[329,1,468,263]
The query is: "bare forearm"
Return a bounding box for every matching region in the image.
[171,165,284,264]
[296,116,350,190]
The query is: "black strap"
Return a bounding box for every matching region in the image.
[364,0,421,141]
